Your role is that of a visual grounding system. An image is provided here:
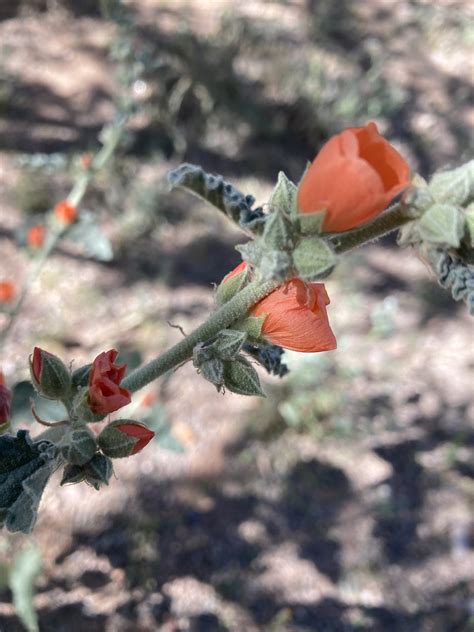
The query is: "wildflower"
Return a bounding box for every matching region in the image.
[54,200,77,225]
[250,278,337,352]
[27,224,46,248]
[98,420,155,458]
[88,349,131,415]
[297,122,410,232]
[0,281,15,303]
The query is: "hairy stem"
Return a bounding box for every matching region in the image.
[122,279,278,393]
[329,201,414,254]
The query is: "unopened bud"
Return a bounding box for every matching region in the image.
[98,420,155,458]
[60,427,97,466]
[30,347,71,400]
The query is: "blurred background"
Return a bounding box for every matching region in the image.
[0,1,473,630]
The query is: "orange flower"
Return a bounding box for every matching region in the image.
[27,224,45,248]
[88,349,131,415]
[54,200,77,225]
[250,278,337,352]
[297,122,410,232]
[0,281,15,303]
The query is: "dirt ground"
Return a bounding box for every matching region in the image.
[0,1,473,631]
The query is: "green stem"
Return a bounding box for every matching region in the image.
[329,201,414,254]
[122,279,278,393]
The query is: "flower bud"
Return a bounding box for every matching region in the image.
[54,200,77,225]
[216,260,249,305]
[98,420,155,458]
[84,453,113,490]
[27,224,46,249]
[88,349,131,415]
[30,347,72,400]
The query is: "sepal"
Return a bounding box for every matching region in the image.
[29,348,71,400]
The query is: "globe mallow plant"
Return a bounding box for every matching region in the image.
[1,122,473,534]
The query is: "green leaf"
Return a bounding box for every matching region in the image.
[68,211,113,261]
[418,203,465,248]
[223,355,265,397]
[293,237,337,280]
[167,164,266,234]
[10,545,41,632]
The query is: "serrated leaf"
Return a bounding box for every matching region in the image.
[223,355,265,397]
[167,164,266,234]
[418,203,465,248]
[10,545,41,632]
[68,211,113,261]
[293,237,336,280]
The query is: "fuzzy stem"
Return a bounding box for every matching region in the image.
[329,201,414,254]
[122,279,278,393]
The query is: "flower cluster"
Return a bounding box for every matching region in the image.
[219,123,411,354]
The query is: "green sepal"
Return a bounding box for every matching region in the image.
[236,241,263,268]
[84,453,113,490]
[72,387,106,424]
[292,237,337,280]
[405,174,434,214]
[259,250,292,281]
[60,464,87,486]
[216,265,249,306]
[232,316,266,340]
[397,220,420,247]
[71,363,92,390]
[418,203,465,248]
[60,427,97,466]
[223,355,265,397]
[297,211,326,235]
[262,210,294,250]
[428,160,474,206]
[269,171,298,216]
[200,358,225,388]
[211,329,247,360]
[29,350,71,401]
[97,421,140,459]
